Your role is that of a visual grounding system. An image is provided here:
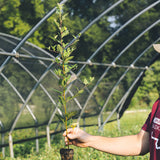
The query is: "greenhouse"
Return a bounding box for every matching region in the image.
[0,0,160,158]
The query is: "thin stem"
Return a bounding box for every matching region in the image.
[60,10,69,149]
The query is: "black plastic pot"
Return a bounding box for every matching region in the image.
[60,148,74,160]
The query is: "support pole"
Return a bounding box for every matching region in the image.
[98,116,101,128]
[35,128,39,153]
[117,112,121,131]
[98,114,103,131]
[46,125,51,148]
[9,133,14,158]
[1,133,5,158]
[83,117,86,131]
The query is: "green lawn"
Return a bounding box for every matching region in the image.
[4,109,151,160]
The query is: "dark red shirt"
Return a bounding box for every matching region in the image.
[142,98,160,160]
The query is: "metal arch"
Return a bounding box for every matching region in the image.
[76,1,160,124]
[99,52,160,131]
[98,71,145,131]
[0,0,123,60]
[77,0,160,76]
[0,51,52,61]
[106,41,160,118]
[0,34,83,113]
[0,120,5,158]
[1,72,38,123]
[0,37,59,108]
[98,38,160,128]
[0,35,84,130]
[0,36,60,155]
[0,0,68,77]
[0,34,84,112]
[13,0,68,53]
[9,62,54,133]
[62,0,124,98]
[0,0,159,133]
[0,121,4,129]
[0,0,126,123]
[98,19,160,119]
[0,51,150,70]
[68,0,124,46]
[0,32,55,59]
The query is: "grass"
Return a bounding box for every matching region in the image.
[3,109,151,160]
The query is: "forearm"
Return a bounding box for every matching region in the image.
[87,135,140,156]
[87,130,149,156]
[64,128,149,156]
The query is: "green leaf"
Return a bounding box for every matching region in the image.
[55,57,61,64]
[63,49,71,58]
[83,77,94,85]
[69,64,77,71]
[54,69,62,77]
[57,3,63,12]
[60,78,67,87]
[78,89,84,94]
[49,35,58,42]
[66,111,78,120]
[62,29,69,38]
[83,78,88,85]
[62,13,68,21]
[89,77,94,83]
[66,96,73,102]
[54,19,60,28]
[58,96,66,106]
[56,114,65,123]
[53,88,62,94]
[57,44,63,53]
[64,56,74,63]
[67,119,73,126]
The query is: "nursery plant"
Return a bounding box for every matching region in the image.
[50,3,94,160]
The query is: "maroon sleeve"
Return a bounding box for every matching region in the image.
[142,112,151,132]
[142,98,160,132]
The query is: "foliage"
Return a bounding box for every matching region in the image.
[0,0,31,37]
[49,3,94,149]
[131,60,160,108]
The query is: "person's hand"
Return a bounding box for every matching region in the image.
[63,128,91,147]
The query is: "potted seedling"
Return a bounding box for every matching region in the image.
[50,3,94,160]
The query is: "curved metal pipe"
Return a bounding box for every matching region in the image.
[76,1,160,124]
[0,0,68,76]
[99,52,160,131]
[9,62,54,134]
[13,0,68,53]
[98,71,145,131]
[77,0,160,76]
[0,32,55,59]
[67,0,124,46]
[1,73,38,124]
[98,19,160,117]
[0,36,83,123]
